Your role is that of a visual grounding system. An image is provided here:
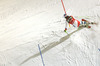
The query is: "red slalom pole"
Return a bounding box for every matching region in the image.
[61,0,71,27]
[61,0,66,14]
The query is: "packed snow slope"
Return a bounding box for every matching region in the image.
[0,0,100,66]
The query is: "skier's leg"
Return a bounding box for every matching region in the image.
[80,21,87,27]
[82,19,98,25]
[82,19,90,24]
[79,19,90,28]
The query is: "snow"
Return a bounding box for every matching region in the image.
[0,0,100,66]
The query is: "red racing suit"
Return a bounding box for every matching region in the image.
[65,16,80,30]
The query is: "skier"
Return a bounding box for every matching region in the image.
[64,14,96,32]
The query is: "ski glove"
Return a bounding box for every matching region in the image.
[64,28,67,32]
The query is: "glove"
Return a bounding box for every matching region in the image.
[64,28,67,32]
[64,29,68,34]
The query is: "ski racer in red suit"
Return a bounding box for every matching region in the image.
[64,14,92,32]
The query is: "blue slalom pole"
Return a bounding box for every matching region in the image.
[38,44,45,66]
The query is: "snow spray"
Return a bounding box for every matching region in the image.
[38,44,45,66]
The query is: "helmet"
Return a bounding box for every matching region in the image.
[64,14,69,19]
[64,14,67,17]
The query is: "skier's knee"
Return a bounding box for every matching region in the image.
[82,19,86,21]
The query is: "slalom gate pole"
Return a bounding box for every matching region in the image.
[38,44,45,66]
[61,0,66,14]
[61,0,71,27]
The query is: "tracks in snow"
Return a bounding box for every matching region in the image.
[20,27,84,65]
